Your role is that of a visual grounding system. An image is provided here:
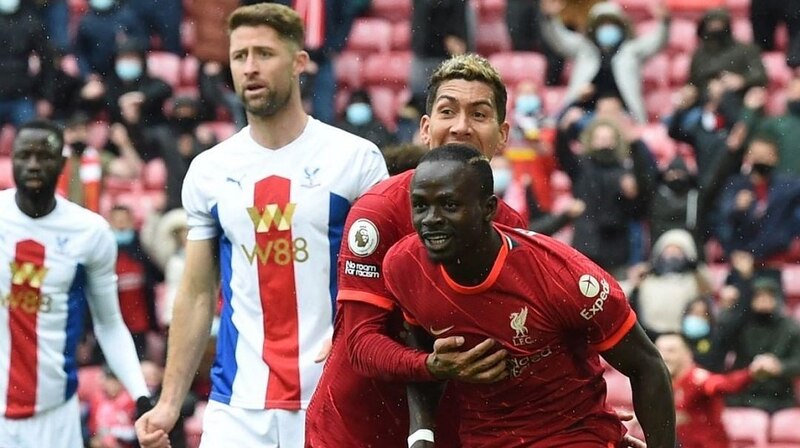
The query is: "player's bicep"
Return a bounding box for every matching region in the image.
[600,321,663,379]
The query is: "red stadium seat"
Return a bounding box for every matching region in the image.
[478,0,506,22]
[366,86,399,130]
[87,121,109,150]
[603,367,633,408]
[763,52,793,90]
[185,400,207,448]
[206,121,237,141]
[541,86,567,116]
[0,125,15,157]
[722,407,770,448]
[782,264,800,301]
[345,18,393,54]
[363,51,412,90]
[638,19,697,56]
[725,0,749,20]
[147,51,182,88]
[642,53,670,90]
[732,17,754,44]
[770,407,800,444]
[488,52,547,89]
[644,88,674,122]
[667,0,724,20]
[766,88,788,116]
[0,157,12,190]
[476,18,512,56]
[68,0,88,16]
[143,158,167,191]
[669,52,692,87]
[614,0,652,23]
[707,263,730,292]
[77,365,103,403]
[391,21,411,51]
[181,19,196,52]
[550,170,572,195]
[180,55,199,88]
[704,238,726,263]
[640,123,677,167]
[368,0,411,23]
[334,51,364,89]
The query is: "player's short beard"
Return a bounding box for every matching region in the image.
[240,85,292,118]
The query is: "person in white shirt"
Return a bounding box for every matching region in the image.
[0,119,149,448]
[135,4,388,448]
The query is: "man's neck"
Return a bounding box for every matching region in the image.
[444,228,503,286]
[247,101,309,149]
[15,190,57,218]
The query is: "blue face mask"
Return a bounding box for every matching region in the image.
[0,0,20,14]
[682,315,710,339]
[492,168,512,194]
[116,60,142,81]
[346,102,372,126]
[114,229,136,246]
[596,24,623,48]
[90,0,114,11]
[515,94,541,116]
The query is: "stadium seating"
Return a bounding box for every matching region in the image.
[143,158,168,191]
[206,121,237,142]
[181,19,196,52]
[642,53,670,90]
[541,86,567,116]
[763,52,793,90]
[185,400,207,448]
[477,0,506,22]
[0,125,14,157]
[77,365,103,403]
[391,21,411,51]
[644,88,674,122]
[366,86,399,130]
[345,18,393,55]
[722,407,770,448]
[669,52,692,87]
[770,408,800,445]
[476,18,512,56]
[363,51,412,90]
[0,157,12,190]
[640,123,678,166]
[368,0,411,23]
[334,51,364,90]
[488,52,548,89]
[180,55,199,88]
[147,51,183,88]
[782,264,800,301]
[725,0,750,20]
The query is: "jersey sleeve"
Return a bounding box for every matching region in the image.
[495,199,527,229]
[354,143,389,197]
[549,252,636,352]
[336,194,403,311]
[181,156,218,241]
[85,221,120,307]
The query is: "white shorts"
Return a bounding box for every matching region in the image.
[0,394,82,448]
[199,400,305,448]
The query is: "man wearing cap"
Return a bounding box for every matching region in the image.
[720,276,800,412]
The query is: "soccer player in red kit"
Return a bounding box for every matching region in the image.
[656,333,762,448]
[369,144,676,447]
[305,54,524,448]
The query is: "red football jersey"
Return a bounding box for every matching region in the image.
[305,171,526,448]
[382,224,635,448]
[673,365,751,448]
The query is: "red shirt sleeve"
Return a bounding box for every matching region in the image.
[495,200,527,229]
[336,191,405,310]
[344,300,434,382]
[548,251,636,351]
[702,368,752,396]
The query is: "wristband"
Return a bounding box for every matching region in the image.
[408,429,435,447]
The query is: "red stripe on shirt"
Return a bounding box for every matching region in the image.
[441,228,510,295]
[6,240,45,418]
[254,176,301,408]
[594,310,637,352]
[337,289,395,311]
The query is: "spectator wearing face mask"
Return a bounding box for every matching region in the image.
[627,229,712,341]
[335,89,396,150]
[719,277,800,413]
[690,8,767,94]
[74,0,146,79]
[539,0,669,124]
[108,205,162,360]
[717,135,800,261]
[57,113,104,213]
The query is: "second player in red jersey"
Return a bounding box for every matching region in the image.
[358,144,675,447]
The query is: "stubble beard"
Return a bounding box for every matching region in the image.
[240,86,292,118]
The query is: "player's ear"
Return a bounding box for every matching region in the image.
[419,115,432,146]
[484,195,498,222]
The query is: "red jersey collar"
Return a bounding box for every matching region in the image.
[441,225,512,295]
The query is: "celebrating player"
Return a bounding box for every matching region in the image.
[0,120,149,448]
[135,4,388,448]
[372,144,675,447]
[305,54,525,447]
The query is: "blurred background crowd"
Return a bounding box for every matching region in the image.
[1,0,800,446]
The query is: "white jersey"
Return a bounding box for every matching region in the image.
[182,118,388,410]
[0,190,119,418]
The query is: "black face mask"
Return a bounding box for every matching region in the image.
[751,312,775,324]
[70,141,87,156]
[751,163,775,177]
[666,176,693,195]
[787,100,800,116]
[703,29,727,43]
[172,117,199,135]
[589,148,619,166]
[652,256,694,275]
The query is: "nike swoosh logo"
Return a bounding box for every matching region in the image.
[429,325,455,336]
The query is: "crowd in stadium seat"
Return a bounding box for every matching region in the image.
[1,0,800,446]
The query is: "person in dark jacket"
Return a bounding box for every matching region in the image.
[689,8,767,93]
[409,0,468,98]
[74,0,146,78]
[0,1,55,127]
